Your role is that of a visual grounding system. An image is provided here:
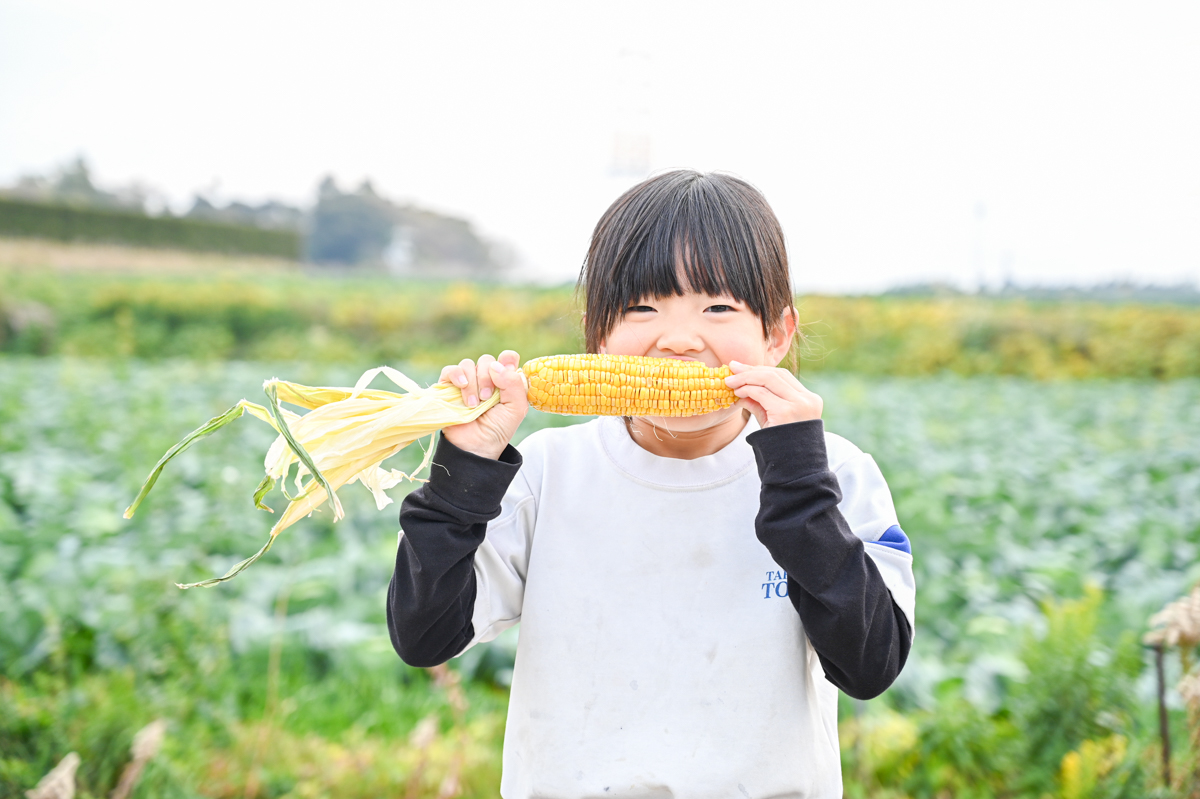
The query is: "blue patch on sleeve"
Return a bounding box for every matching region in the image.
[872,525,912,555]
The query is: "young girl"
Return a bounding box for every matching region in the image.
[388,171,915,798]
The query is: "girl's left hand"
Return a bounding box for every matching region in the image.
[725,361,823,429]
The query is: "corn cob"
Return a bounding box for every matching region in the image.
[125,356,737,588]
[522,354,736,417]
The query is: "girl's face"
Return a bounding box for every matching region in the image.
[598,290,797,431]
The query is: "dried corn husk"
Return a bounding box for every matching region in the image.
[124,366,503,588]
[1143,586,1200,648]
[110,719,167,799]
[26,752,79,799]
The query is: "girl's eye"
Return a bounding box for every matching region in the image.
[625,305,655,314]
[706,304,735,313]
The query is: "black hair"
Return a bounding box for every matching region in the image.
[578,170,793,353]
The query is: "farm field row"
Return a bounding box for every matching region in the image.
[2,358,1198,796]
[3,268,1200,377]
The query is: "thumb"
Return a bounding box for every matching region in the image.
[490,361,529,408]
[735,397,767,429]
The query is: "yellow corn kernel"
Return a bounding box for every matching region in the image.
[520,354,736,417]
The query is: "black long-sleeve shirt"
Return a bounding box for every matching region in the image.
[388,419,911,700]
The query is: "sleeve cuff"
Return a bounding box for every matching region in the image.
[424,432,523,516]
[745,419,830,484]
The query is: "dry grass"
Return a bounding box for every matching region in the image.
[0,236,301,275]
[201,715,505,799]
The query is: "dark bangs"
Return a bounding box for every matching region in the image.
[578,170,792,353]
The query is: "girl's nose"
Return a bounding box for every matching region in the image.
[655,328,704,355]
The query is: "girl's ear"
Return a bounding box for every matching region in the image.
[765,307,799,367]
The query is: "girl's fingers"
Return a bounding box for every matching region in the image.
[725,366,804,399]
[734,382,822,426]
[441,351,528,460]
[477,354,498,400]
[498,350,520,370]
[733,383,787,414]
[440,364,469,388]
[443,353,523,409]
[457,358,480,408]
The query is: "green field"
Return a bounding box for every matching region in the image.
[3,355,1198,797]
[3,266,1200,378]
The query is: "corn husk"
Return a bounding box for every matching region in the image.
[26,752,79,799]
[124,366,502,588]
[1143,586,1200,648]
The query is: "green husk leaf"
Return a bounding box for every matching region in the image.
[124,401,252,519]
[252,474,276,513]
[264,380,342,520]
[176,534,277,589]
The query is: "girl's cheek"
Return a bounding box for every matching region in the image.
[720,343,767,366]
[600,325,642,356]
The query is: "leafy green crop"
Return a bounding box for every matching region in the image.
[2,358,1197,796]
[814,374,1200,710]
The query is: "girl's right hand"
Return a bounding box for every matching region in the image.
[439,350,528,460]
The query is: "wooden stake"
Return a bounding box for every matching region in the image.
[1156,643,1172,789]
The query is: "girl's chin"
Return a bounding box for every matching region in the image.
[633,406,746,433]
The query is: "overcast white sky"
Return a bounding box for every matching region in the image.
[1,0,1198,292]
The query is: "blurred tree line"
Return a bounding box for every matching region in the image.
[304,177,510,275]
[0,159,507,276]
[4,157,156,213]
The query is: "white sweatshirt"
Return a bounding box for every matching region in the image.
[432,416,916,799]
